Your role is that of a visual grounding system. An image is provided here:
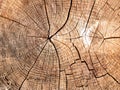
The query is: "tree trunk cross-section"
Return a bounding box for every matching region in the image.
[0,0,120,90]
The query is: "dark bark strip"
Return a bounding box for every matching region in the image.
[18,42,48,90]
[49,39,61,90]
[49,0,72,39]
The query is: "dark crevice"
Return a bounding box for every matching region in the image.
[60,70,68,90]
[70,61,76,66]
[31,1,50,36]
[23,10,43,31]
[52,38,74,56]
[0,15,29,29]
[72,44,81,60]
[18,39,48,60]
[49,0,73,39]
[14,3,45,33]
[27,35,48,39]
[49,39,61,90]
[104,36,120,40]
[113,25,120,33]
[18,42,48,90]
[57,20,79,36]
[69,33,72,42]
[107,73,120,84]
[106,2,115,11]
[97,0,108,16]
[89,25,100,49]
[43,0,51,38]
[70,44,102,88]
[31,1,45,29]
[81,60,107,79]
[0,0,120,89]
[65,74,68,90]
[94,52,120,84]
[82,0,96,34]
[88,51,108,78]
[71,44,112,80]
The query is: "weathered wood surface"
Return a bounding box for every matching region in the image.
[0,0,120,90]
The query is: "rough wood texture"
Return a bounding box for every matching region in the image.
[0,0,120,90]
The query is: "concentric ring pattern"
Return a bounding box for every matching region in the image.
[0,0,120,90]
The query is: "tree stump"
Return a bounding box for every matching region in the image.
[0,0,120,90]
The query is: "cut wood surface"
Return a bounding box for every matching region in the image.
[0,0,120,90]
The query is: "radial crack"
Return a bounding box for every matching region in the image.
[94,52,120,84]
[49,39,61,90]
[18,41,48,90]
[82,0,96,34]
[0,15,29,29]
[49,0,73,38]
[43,0,51,38]
[104,36,120,40]
[72,44,81,60]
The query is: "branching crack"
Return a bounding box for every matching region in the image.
[49,0,73,38]
[94,52,120,84]
[71,43,120,84]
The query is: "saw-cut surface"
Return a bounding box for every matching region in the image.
[0,0,120,90]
